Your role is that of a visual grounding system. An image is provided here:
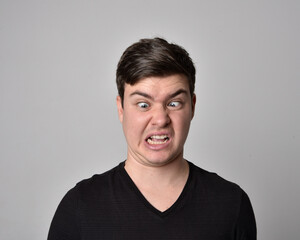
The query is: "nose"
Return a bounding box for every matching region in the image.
[151,106,171,127]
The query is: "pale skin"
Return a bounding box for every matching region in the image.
[116,74,196,212]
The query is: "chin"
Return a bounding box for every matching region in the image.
[144,155,180,167]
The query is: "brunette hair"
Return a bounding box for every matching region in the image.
[116,37,196,103]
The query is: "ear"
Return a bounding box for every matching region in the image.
[116,95,124,123]
[191,94,196,119]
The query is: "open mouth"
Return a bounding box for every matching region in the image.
[146,135,170,145]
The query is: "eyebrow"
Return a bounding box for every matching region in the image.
[129,89,188,100]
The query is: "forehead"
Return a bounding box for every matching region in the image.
[124,74,190,97]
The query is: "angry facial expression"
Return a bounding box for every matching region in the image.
[117,74,196,167]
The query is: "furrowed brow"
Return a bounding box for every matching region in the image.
[168,89,188,99]
[129,89,188,100]
[129,91,154,100]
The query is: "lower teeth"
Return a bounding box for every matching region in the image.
[147,138,168,145]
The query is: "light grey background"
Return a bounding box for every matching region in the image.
[0,0,299,239]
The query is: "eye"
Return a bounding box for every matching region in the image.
[168,101,181,108]
[137,102,149,109]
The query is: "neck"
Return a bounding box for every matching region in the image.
[124,157,189,189]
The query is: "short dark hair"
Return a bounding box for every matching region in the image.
[116,37,196,103]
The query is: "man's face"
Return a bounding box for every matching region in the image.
[116,74,196,167]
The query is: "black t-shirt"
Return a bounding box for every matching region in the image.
[48,161,256,239]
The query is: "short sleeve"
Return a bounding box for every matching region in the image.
[233,190,257,240]
[48,187,81,240]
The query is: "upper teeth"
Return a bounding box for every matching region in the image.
[150,135,168,139]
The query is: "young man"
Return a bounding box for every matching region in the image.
[48,38,256,239]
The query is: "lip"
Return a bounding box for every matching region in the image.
[144,132,172,150]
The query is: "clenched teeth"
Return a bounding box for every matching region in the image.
[147,138,168,145]
[147,135,169,145]
[150,135,168,139]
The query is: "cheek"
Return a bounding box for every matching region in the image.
[123,110,149,136]
[172,112,192,135]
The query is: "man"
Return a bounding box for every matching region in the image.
[48,38,256,239]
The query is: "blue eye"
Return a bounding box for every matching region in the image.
[168,101,180,107]
[138,102,149,108]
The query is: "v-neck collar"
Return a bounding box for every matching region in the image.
[118,161,193,218]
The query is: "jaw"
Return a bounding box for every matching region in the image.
[127,146,185,169]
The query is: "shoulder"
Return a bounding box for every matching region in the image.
[189,161,245,199]
[188,162,257,238]
[77,164,120,187]
[66,163,123,202]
